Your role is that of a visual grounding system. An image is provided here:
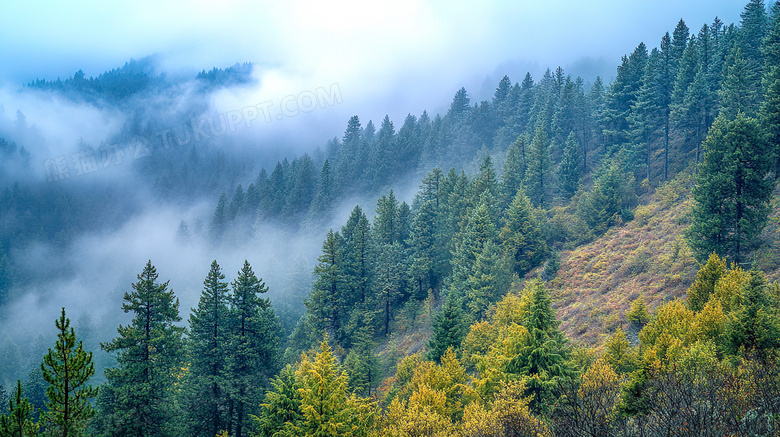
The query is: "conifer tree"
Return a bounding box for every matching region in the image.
[501,135,527,209]
[293,339,376,437]
[719,47,761,117]
[309,159,335,220]
[340,206,373,309]
[184,261,230,437]
[0,381,37,437]
[408,200,441,299]
[727,271,780,357]
[374,241,407,336]
[448,202,498,301]
[500,188,546,276]
[525,127,551,206]
[507,280,572,411]
[558,132,582,197]
[307,230,345,342]
[227,261,281,437]
[687,253,727,312]
[428,296,467,363]
[343,321,380,397]
[100,261,185,437]
[374,191,399,245]
[687,114,773,263]
[463,240,511,320]
[40,308,97,437]
[253,366,301,437]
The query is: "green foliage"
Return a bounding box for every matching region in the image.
[687,252,728,312]
[99,261,185,437]
[506,280,573,411]
[500,187,546,277]
[228,261,282,437]
[543,250,561,279]
[252,366,301,437]
[0,381,38,437]
[428,296,467,363]
[577,158,637,235]
[183,260,231,437]
[558,132,582,197]
[726,270,780,357]
[40,308,97,437]
[687,113,774,263]
[525,127,551,206]
[501,135,527,208]
[625,295,651,326]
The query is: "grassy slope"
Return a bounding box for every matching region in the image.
[548,179,780,347]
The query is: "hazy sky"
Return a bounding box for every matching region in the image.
[0,0,746,124]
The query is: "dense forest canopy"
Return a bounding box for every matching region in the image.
[2,0,780,436]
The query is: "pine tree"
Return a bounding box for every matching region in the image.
[463,240,511,320]
[209,192,228,242]
[100,261,185,437]
[448,87,471,121]
[227,261,281,437]
[340,206,373,310]
[369,115,396,189]
[761,64,780,178]
[307,230,345,342]
[501,135,527,209]
[500,188,546,276]
[448,202,498,301]
[253,366,302,437]
[525,126,551,206]
[338,115,363,189]
[0,381,38,437]
[408,200,441,299]
[40,308,97,437]
[687,253,727,312]
[577,159,637,236]
[507,280,572,411]
[558,132,582,197]
[727,271,780,357]
[309,159,335,220]
[687,114,773,263]
[739,0,769,68]
[428,296,466,363]
[602,43,649,154]
[719,47,761,117]
[292,339,376,437]
[374,242,407,336]
[184,261,231,437]
[343,321,380,397]
[374,191,399,245]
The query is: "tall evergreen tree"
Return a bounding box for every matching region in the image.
[507,280,572,411]
[374,191,400,245]
[558,132,582,197]
[306,230,345,342]
[525,127,551,206]
[100,261,185,437]
[427,296,466,363]
[501,135,527,209]
[408,200,441,299]
[0,381,37,437]
[184,261,230,437]
[687,114,773,263]
[719,47,761,117]
[227,261,281,437]
[500,188,546,277]
[40,308,97,437]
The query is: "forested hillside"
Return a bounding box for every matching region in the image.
[2,0,780,436]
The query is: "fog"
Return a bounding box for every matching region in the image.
[0,0,749,383]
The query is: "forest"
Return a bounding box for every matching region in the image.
[2,0,780,436]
